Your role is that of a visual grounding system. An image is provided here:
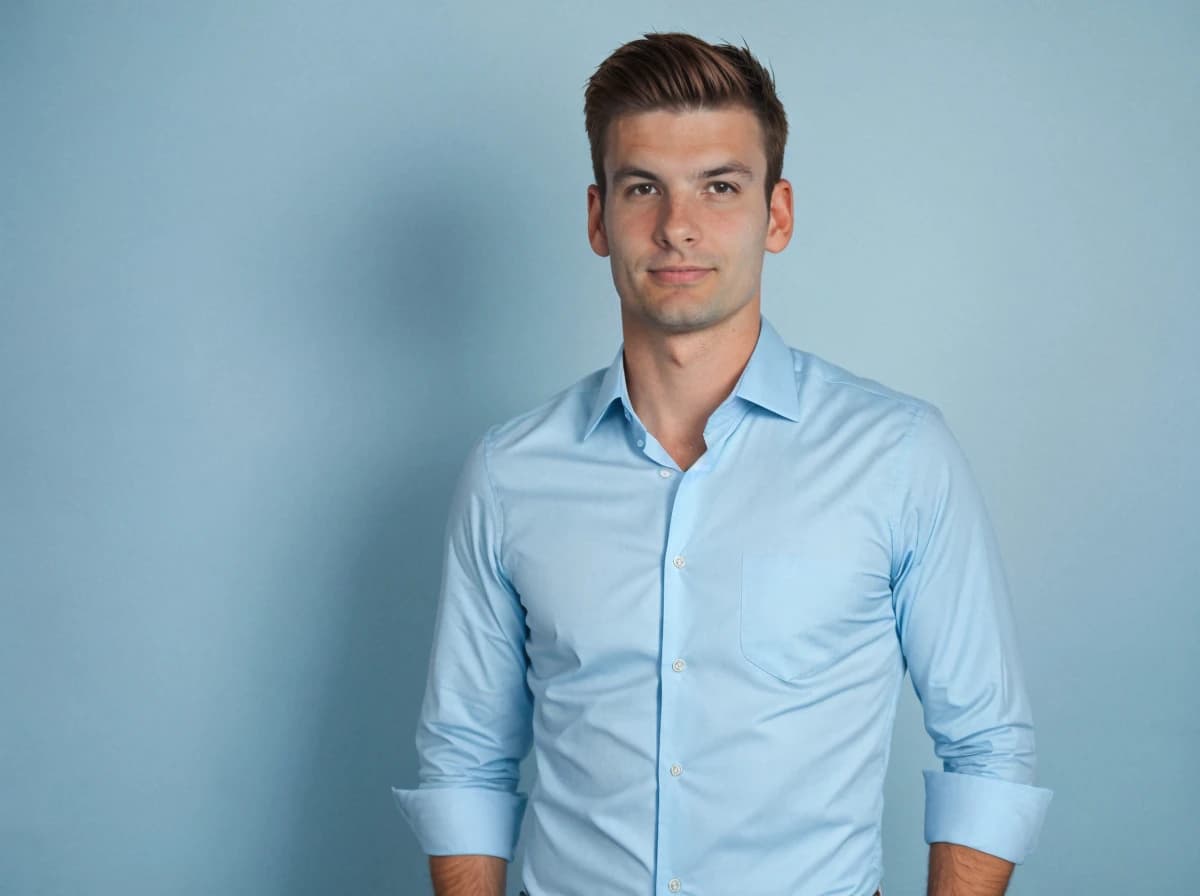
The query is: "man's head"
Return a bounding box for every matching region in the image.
[584,33,794,338]
[584,33,788,210]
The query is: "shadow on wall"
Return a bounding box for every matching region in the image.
[267,166,526,894]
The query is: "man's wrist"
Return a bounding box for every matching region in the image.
[428,853,507,896]
[927,841,1014,896]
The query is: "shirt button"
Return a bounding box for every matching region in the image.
[658,468,672,478]
[672,555,686,569]
[668,879,682,892]
[636,439,645,447]
[672,659,686,672]
[670,763,682,776]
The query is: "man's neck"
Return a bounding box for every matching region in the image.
[620,304,761,469]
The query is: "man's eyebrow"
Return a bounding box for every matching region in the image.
[610,161,756,183]
[611,166,659,183]
[699,162,754,180]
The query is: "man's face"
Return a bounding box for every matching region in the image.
[587,106,793,338]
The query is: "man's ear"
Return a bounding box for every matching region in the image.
[587,184,610,257]
[765,178,794,254]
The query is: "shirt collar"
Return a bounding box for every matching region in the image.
[581,344,630,441]
[733,316,802,423]
[582,316,801,440]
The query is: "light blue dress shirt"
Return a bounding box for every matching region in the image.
[393,316,1052,896]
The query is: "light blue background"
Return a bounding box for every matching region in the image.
[2,3,1197,894]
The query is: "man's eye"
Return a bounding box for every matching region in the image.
[629,183,657,196]
[708,181,738,194]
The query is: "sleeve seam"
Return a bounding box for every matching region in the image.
[481,427,513,585]
[888,401,933,586]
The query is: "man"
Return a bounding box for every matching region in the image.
[393,32,1051,896]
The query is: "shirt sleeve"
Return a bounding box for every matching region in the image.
[891,403,1053,864]
[391,431,534,860]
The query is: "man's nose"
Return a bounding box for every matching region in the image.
[655,194,699,248]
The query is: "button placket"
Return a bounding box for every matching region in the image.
[657,464,700,896]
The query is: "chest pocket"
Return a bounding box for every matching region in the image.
[739,550,859,682]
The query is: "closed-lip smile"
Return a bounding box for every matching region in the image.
[648,266,714,284]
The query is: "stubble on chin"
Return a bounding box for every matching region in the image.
[616,265,741,337]
[625,290,736,336]
[642,305,725,334]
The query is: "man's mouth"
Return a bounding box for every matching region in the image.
[648,266,714,285]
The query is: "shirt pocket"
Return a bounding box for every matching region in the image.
[739,550,849,683]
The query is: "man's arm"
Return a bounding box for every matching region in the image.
[891,404,1052,884]
[928,842,1013,896]
[391,433,534,870]
[428,854,506,896]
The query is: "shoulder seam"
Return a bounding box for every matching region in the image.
[813,367,922,409]
[491,368,607,439]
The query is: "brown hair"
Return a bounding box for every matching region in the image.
[584,32,788,208]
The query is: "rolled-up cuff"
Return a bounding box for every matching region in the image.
[391,785,527,860]
[923,770,1053,864]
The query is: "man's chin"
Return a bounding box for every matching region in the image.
[636,304,729,335]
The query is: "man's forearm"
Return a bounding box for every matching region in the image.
[428,854,506,896]
[928,842,1014,896]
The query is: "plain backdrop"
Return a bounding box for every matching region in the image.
[2,3,1197,894]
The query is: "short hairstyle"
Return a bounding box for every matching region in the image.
[584,32,788,208]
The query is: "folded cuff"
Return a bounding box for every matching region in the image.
[924,770,1053,864]
[391,785,527,860]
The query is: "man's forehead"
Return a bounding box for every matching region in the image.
[605,106,766,172]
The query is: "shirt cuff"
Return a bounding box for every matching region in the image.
[391,785,527,860]
[923,770,1053,864]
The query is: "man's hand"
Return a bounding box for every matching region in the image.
[428,854,506,896]
[928,842,1014,895]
